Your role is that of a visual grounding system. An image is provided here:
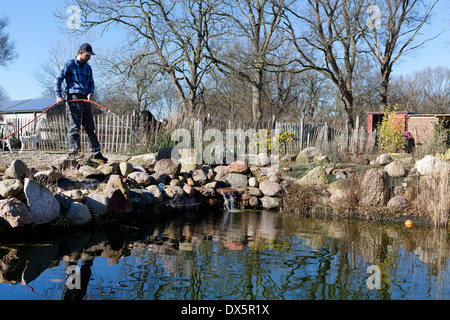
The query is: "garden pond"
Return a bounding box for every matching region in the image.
[0,209,449,300]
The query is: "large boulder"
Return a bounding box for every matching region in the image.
[0,198,33,228]
[0,179,23,198]
[297,166,328,185]
[67,202,92,226]
[358,168,390,206]
[23,179,60,225]
[259,181,282,197]
[414,155,450,177]
[85,193,109,216]
[387,196,409,212]
[154,159,181,175]
[226,160,248,174]
[260,196,281,210]
[78,166,104,179]
[128,153,157,168]
[372,154,393,166]
[104,175,133,213]
[127,171,153,186]
[119,162,134,177]
[384,160,406,178]
[223,173,248,188]
[5,159,29,180]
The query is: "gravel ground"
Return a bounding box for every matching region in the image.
[0,150,130,170]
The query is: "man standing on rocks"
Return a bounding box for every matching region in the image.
[55,43,108,163]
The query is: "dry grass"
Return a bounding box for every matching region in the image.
[412,171,450,227]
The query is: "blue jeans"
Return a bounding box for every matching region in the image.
[66,94,101,155]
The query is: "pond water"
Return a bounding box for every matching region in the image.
[1,209,449,300]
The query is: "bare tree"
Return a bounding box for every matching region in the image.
[0,16,17,67]
[208,0,291,122]
[361,0,439,111]
[284,0,367,129]
[58,0,224,118]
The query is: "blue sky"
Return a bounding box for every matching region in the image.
[0,0,449,101]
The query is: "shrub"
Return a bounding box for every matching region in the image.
[377,105,406,153]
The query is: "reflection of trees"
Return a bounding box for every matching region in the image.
[1,211,450,299]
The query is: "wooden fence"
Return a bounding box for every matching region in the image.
[1,113,377,155]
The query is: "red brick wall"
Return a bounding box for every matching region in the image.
[407,117,439,145]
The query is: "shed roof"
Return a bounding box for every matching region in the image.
[0,98,56,114]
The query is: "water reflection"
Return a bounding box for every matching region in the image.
[0,210,449,300]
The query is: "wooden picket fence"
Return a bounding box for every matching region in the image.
[1,113,377,155]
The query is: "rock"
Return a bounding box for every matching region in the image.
[0,179,23,198]
[119,162,134,177]
[248,177,258,187]
[281,153,297,162]
[414,155,450,177]
[384,160,406,178]
[169,178,181,186]
[205,181,217,189]
[67,202,92,226]
[260,196,281,210]
[223,173,248,188]
[157,147,178,160]
[154,159,181,175]
[78,166,104,178]
[85,193,109,216]
[356,155,370,165]
[295,153,310,164]
[259,181,282,197]
[247,187,263,197]
[330,189,354,207]
[297,166,328,185]
[374,154,393,166]
[328,178,354,195]
[98,162,119,175]
[182,183,195,196]
[213,166,228,181]
[257,153,271,167]
[192,169,208,185]
[62,189,86,202]
[54,192,72,210]
[128,153,157,168]
[194,186,216,198]
[33,170,64,182]
[249,196,259,208]
[151,172,167,185]
[0,198,33,228]
[163,185,185,199]
[300,147,324,158]
[145,185,163,202]
[358,168,390,206]
[105,175,133,214]
[129,189,154,207]
[226,160,248,174]
[127,171,153,186]
[5,159,29,180]
[23,179,60,225]
[387,196,409,212]
[313,155,330,164]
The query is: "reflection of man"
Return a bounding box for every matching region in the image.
[55,43,108,163]
[61,259,94,300]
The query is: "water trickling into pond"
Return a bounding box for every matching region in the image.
[1,209,449,300]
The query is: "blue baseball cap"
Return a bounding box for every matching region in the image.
[79,43,95,56]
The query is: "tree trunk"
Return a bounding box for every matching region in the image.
[379,73,389,111]
[252,67,263,122]
[341,92,354,129]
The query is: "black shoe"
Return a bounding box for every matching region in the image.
[91,152,108,163]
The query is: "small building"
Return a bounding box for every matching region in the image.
[0,98,64,123]
[367,111,450,146]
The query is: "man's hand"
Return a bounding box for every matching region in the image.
[87,94,92,101]
[56,97,66,104]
